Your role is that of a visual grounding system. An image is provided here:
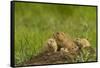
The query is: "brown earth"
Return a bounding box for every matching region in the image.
[20,51,76,66]
[17,47,95,67]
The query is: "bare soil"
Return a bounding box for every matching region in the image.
[20,51,76,66]
[17,47,95,67]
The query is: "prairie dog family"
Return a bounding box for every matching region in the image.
[53,32,79,54]
[44,32,91,55]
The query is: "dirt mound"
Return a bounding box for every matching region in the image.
[17,47,95,67]
[21,51,75,66]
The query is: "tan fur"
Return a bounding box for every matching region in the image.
[53,32,79,54]
[74,38,91,48]
[60,48,69,53]
[60,48,76,62]
[44,38,58,52]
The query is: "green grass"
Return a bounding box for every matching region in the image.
[14,2,97,65]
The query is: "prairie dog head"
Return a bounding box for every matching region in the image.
[47,38,57,46]
[47,38,58,52]
[74,38,91,48]
[53,32,66,41]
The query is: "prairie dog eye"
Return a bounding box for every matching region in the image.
[72,48,74,49]
[51,40,54,43]
[49,39,55,43]
[76,38,80,41]
[57,32,59,34]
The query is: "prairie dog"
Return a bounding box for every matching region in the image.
[60,48,69,53]
[44,38,58,52]
[60,48,75,62]
[60,48,69,57]
[53,32,79,54]
[74,38,91,48]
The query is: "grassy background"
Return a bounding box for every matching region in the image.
[14,2,97,65]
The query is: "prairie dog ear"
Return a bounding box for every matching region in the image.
[61,32,65,36]
[86,38,88,40]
